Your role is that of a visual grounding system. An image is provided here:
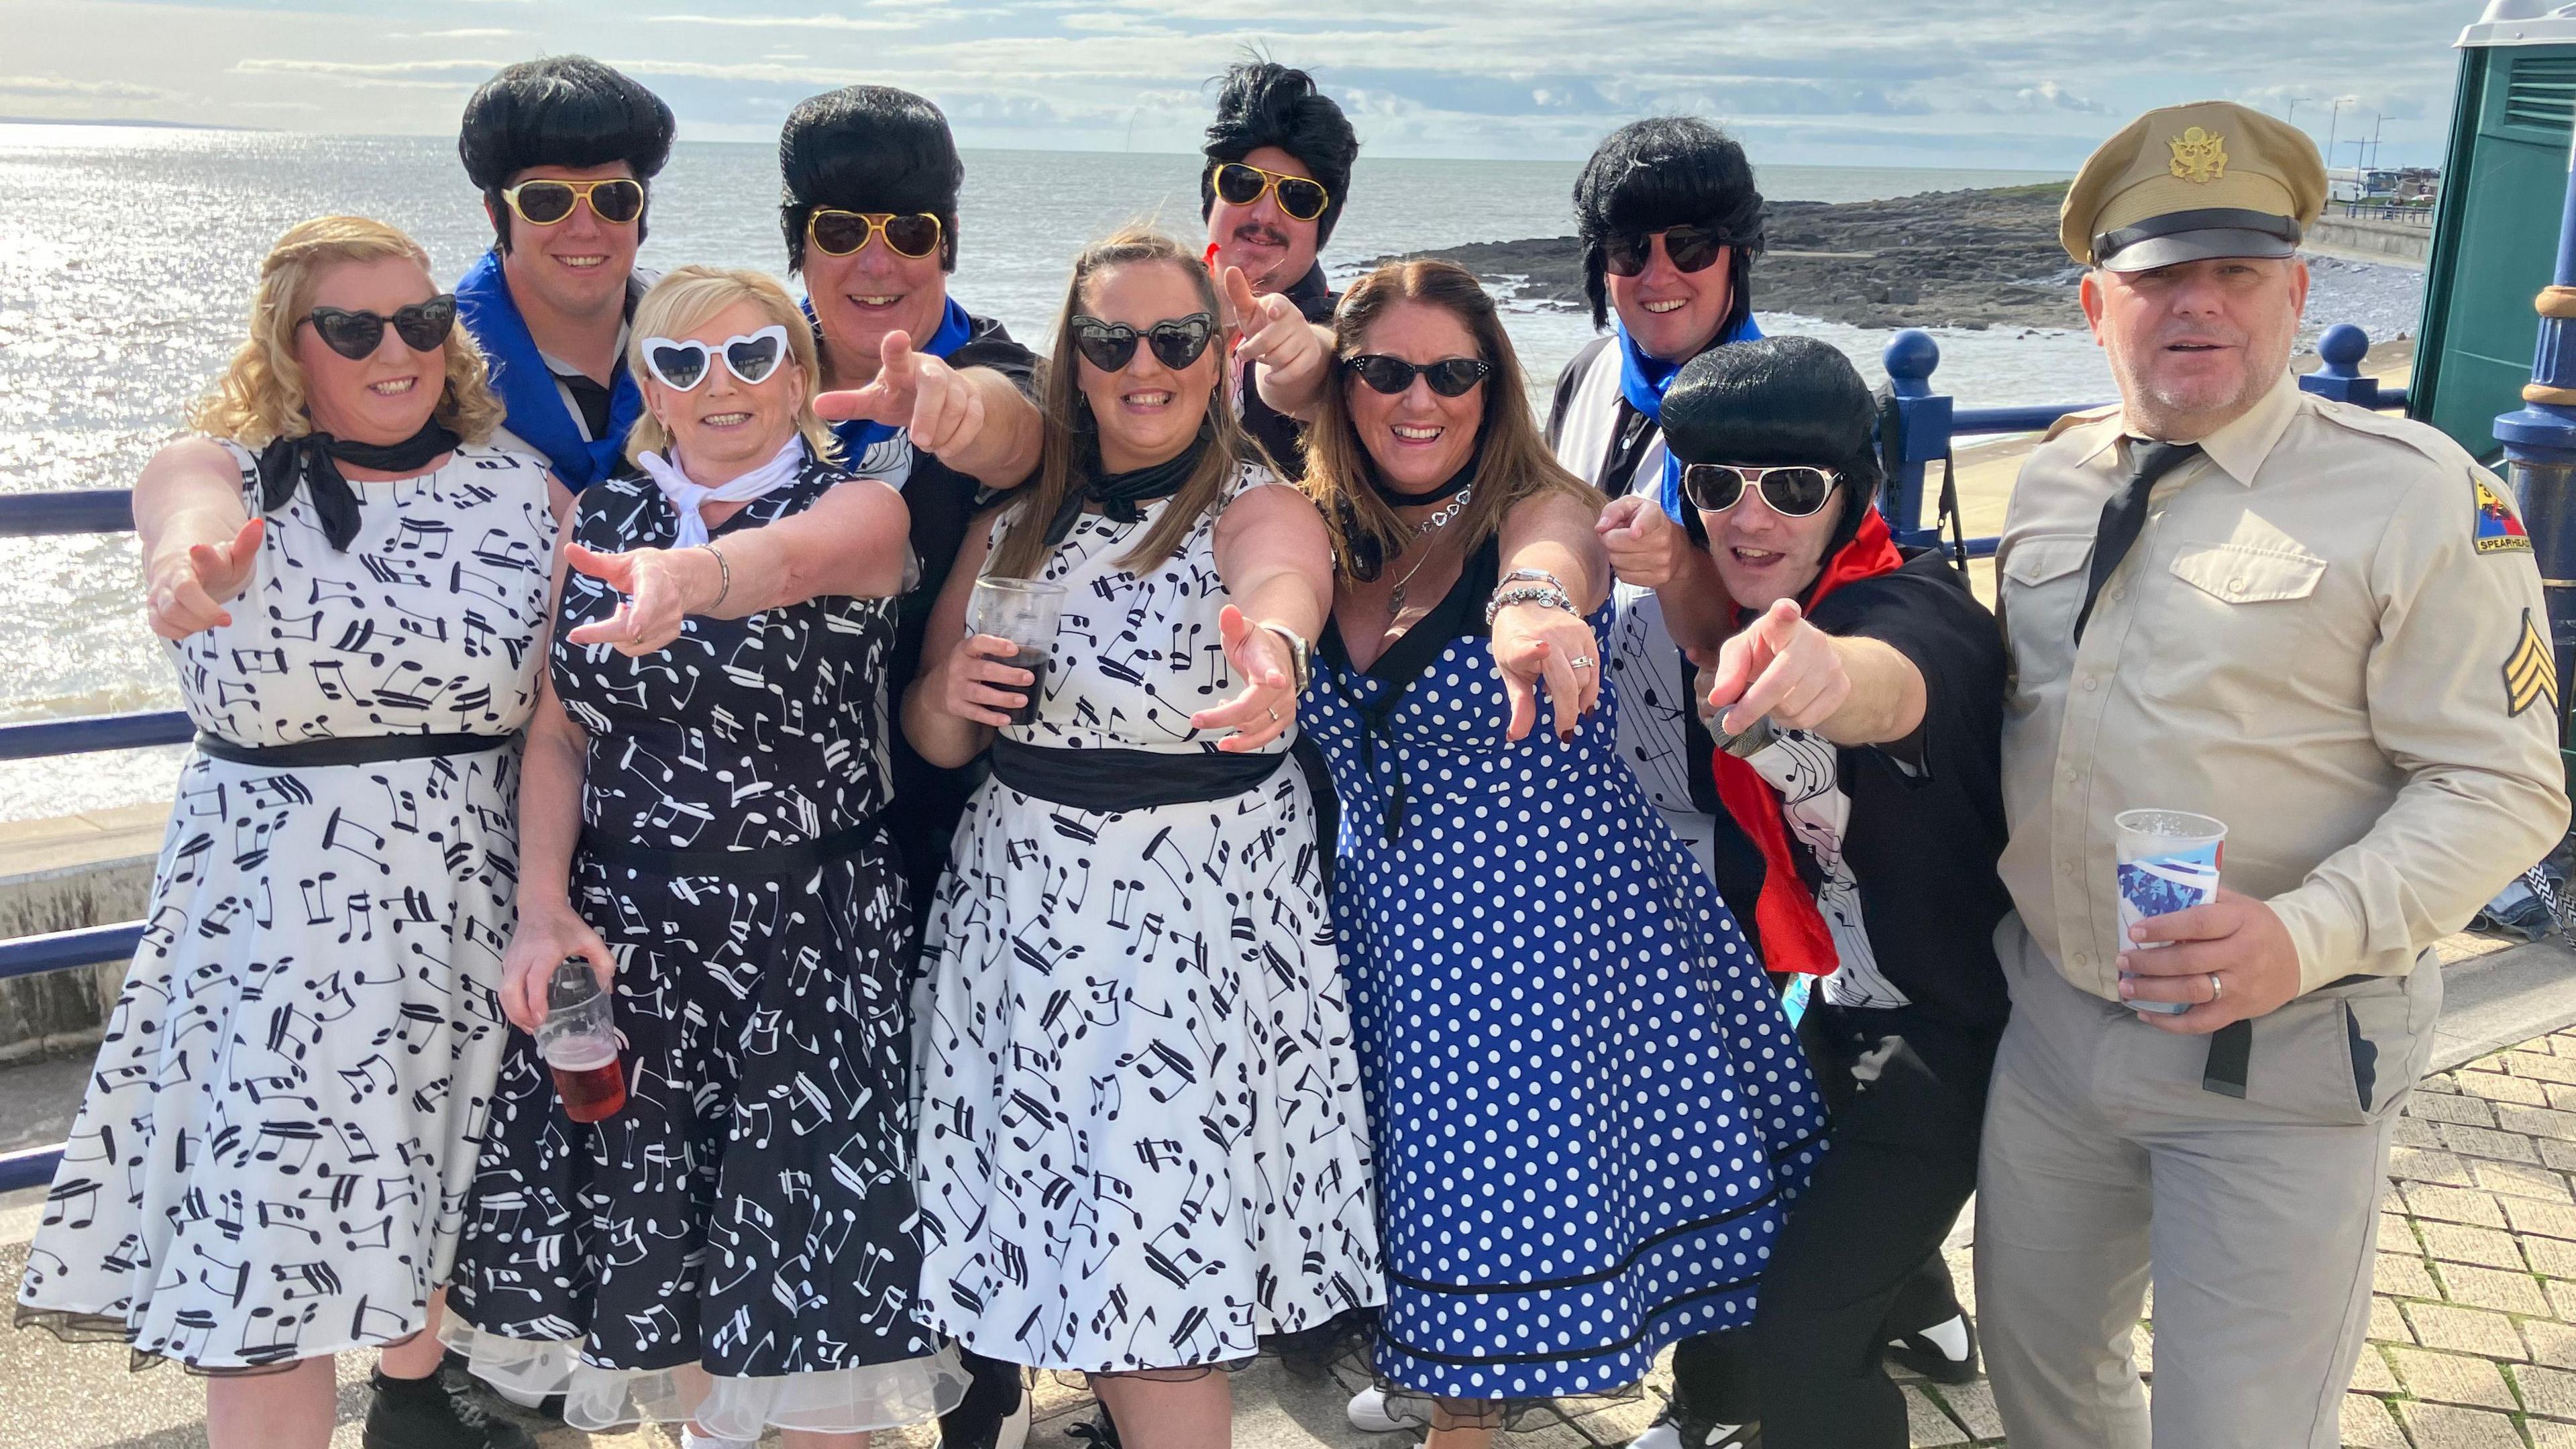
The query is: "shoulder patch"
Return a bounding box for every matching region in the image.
[2475,475,2534,555]
[2041,403,2121,443]
[2507,609,2559,718]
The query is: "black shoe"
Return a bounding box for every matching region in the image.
[1884,1313,1980,1385]
[1622,1399,1760,1449]
[442,1348,564,1422]
[364,1366,538,1449]
[939,1351,1031,1449]
[1065,1399,1122,1449]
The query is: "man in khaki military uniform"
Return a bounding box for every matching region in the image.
[1976,101,2572,1448]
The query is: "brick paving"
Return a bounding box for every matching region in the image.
[25,1030,2576,1448]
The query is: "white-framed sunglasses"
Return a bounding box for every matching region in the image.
[641,324,792,391]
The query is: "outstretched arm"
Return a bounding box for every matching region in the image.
[1197,481,1334,752]
[818,328,1042,489]
[135,437,262,639]
[1491,486,1610,741]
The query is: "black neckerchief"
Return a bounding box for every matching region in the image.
[255,419,461,551]
[1042,429,1210,546]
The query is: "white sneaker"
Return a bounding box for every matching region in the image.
[1346,1385,1432,1434]
[683,1428,756,1449]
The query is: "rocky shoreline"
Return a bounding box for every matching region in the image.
[1358,182,2092,332]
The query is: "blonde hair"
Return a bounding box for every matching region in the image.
[1302,259,1597,579]
[191,215,504,447]
[625,266,839,465]
[985,226,1259,580]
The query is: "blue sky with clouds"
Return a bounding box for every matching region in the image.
[0,0,2482,168]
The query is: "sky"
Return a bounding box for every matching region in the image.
[0,0,2487,169]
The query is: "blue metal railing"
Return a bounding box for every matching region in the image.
[1875,321,2410,557]
[0,319,2425,1197]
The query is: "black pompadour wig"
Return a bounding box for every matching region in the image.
[1572,117,1765,333]
[778,85,965,273]
[1661,334,1884,554]
[459,56,675,252]
[1199,60,1359,248]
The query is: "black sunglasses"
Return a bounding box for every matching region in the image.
[807,209,943,260]
[1604,223,1731,278]
[1210,161,1330,223]
[302,295,458,360]
[1069,313,1218,372]
[1342,354,1491,398]
[1680,464,1842,518]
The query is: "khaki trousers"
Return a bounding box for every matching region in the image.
[1974,914,2438,1449]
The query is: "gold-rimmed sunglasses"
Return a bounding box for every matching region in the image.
[806,209,945,260]
[500,177,645,227]
[1210,162,1331,223]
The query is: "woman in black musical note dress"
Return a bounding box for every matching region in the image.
[439,267,962,1444]
[14,217,553,1449]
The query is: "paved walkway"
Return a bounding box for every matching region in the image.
[15,1008,2576,1449]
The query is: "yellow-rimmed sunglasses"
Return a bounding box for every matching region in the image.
[1210,161,1331,223]
[500,177,645,227]
[806,209,945,260]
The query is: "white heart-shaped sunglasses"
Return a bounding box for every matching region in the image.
[641,324,792,391]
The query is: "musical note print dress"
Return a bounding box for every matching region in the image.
[914,463,1383,1374]
[13,440,555,1371]
[1301,536,1828,1403]
[441,452,964,1438]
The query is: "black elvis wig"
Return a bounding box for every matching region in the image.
[778,85,965,273]
[1660,334,1883,556]
[1198,60,1359,248]
[459,56,674,252]
[1572,116,1765,335]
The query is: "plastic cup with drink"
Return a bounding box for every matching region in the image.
[537,955,626,1122]
[2113,808,2226,1015]
[969,576,1067,728]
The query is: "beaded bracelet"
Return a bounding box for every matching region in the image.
[1485,582,1577,625]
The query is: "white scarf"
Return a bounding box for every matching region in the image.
[637,435,808,548]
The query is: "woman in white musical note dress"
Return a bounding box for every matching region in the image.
[14,217,557,1449]
[905,230,1379,1449]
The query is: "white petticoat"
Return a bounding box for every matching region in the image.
[439,1318,967,1438]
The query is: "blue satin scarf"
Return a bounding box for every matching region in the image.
[808,294,976,460]
[453,248,643,491]
[1616,311,1764,521]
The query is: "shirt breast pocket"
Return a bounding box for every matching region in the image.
[2140,541,2328,711]
[1998,534,2094,699]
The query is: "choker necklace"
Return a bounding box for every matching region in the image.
[254,417,461,552]
[1368,448,1480,508]
[1385,484,1476,619]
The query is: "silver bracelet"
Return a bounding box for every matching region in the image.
[1500,567,1568,595]
[700,543,732,610]
[1485,583,1577,624]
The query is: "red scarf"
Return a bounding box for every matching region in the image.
[1709,505,1904,975]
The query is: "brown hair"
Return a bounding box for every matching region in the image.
[625,265,839,465]
[192,215,505,447]
[984,226,1260,580]
[1301,258,1596,579]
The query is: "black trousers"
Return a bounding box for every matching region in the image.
[1673,1006,1991,1449]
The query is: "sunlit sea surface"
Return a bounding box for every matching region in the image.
[0,126,2101,822]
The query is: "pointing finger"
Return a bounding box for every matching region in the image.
[877,329,916,387]
[1222,266,1260,332]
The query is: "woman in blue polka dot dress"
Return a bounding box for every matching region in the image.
[1279,260,1825,1440]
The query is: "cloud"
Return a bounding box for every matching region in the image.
[642,12,916,30]
[405,28,521,39]
[230,56,506,90]
[0,74,167,100]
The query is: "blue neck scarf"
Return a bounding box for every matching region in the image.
[810,294,977,460]
[453,249,643,491]
[1616,311,1764,521]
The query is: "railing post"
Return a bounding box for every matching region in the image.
[2495,127,2576,789]
[2300,324,2381,409]
[1880,329,1951,547]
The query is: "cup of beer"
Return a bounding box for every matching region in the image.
[969,576,1067,727]
[537,956,625,1122]
[2113,808,2226,1015]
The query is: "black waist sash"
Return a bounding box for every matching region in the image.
[579,814,881,878]
[195,731,515,767]
[989,737,1285,811]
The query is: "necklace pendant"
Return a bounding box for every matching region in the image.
[1387,582,1407,619]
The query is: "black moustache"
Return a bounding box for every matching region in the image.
[1234,224,1289,247]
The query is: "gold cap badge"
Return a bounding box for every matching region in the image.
[2168,127,2227,184]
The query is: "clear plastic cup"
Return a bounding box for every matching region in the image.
[537,956,625,1122]
[969,576,1067,727]
[2113,808,2227,1015]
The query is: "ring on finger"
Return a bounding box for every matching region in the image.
[1267,706,1281,722]
[2208,973,2223,1002]
[1569,656,1596,669]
